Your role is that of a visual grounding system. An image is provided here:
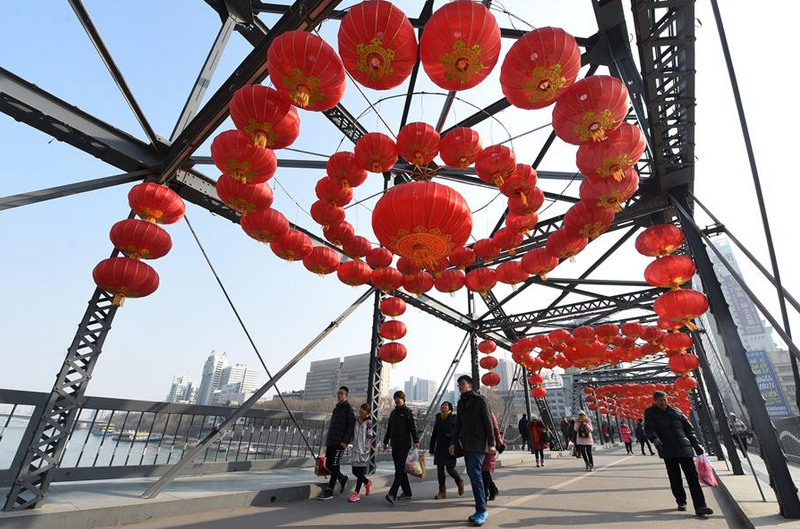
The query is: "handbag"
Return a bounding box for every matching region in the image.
[315,456,330,477]
[540,429,550,443]
[696,455,718,487]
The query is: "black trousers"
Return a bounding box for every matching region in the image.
[664,457,706,509]
[437,463,461,488]
[388,446,411,497]
[578,444,594,466]
[325,446,345,490]
[624,441,633,453]
[481,471,497,497]
[532,448,544,461]
[639,439,655,454]
[352,466,368,493]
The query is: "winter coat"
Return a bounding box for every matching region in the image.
[560,420,571,445]
[325,400,356,447]
[644,404,701,460]
[430,412,457,467]
[383,405,419,449]
[619,425,632,443]
[529,419,548,450]
[518,417,530,439]
[568,420,578,443]
[351,418,375,468]
[634,421,647,442]
[452,390,496,454]
[574,417,594,446]
[481,413,504,472]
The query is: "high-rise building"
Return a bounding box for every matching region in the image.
[220,364,260,394]
[197,351,229,405]
[404,376,436,403]
[303,354,390,402]
[339,353,374,400]
[304,357,342,401]
[492,358,517,393]
[166,375,196,404]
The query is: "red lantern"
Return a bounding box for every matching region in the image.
[521,248,560,280]
[439,127,482,168]
[109,219,172,259]
[241,208,289,243]
[552,75,629,145]
[420,1,501,91]
[654,289,709,330]
[216,175,274,214]
[658,317,684,332]
[645,254,696,290]
[473,239,500,263]
[370,266,403,292]
[674,376,698,391]
[563,201,615,240]
[303,247,341,275]
[397,122,440,166]
[643,326,665,345]
[501,27,581,109]
[663,332,692,352]
[328,152,368,189]
[337,260,373,286]
[380,320,408,341]
[210,130,278,183]
[379,342,407,364]
[434,269,466,293]
[622,322,646,339]
[270,230,313,261]
[310,200,345,228]
[478,340,497,354]
[397,256,423,276]
[93,257,159,306]
[500,164,538,199]
[128,183,186,224]
[576,123,646,181]
[230,86,300,149]
[343,235,372,260]
[323,221,356,247]
[596,323,619,344]
[337,0,417,90]
[367,247,393,269]
[506,212,539,234]
[465,268,497,295]
[355,132,398,173]
[380,296,406,317]
[529,373,545,385]
[315,177,353,207]
[448,246,476,269]
[573,326,596,343]
[507,187,545,216]
[493,227,524,256]
[266,31,346,111]
[481,372,501,388]
[546,229,588,260]
[402,270,435,295]
[530,386,547,399]
[495,261,529,286]
[635,225,685,257]
[372,181,472,267]
[579,168,639,211]
[475,145,516,187]
[424,256,450,275]
[479,356,499,370]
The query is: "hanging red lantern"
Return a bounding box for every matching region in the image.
[576,123,646,182]
[434,269,466,293]
[424,256,450,276]
[643,326,665,345]
[210,130,279,183]
[496,261,529,286]
[109,219,172,259]
[419,1,501,91]
[266,31,346,111]
[473,238,500,263]
[674,375,698,391]
[448,246,476,270]
[439,127,482,168]
[403,270,434,295]
[310,201,346,228]
[500,27,580,109]
[663,332,692,352]
[380,296,406,317]
[658,317,684,332]
[500,164,538,199]
[530,386,547,399]
[635,225,685,257]
[573,326,596,343]
[521,248,560,280]
[379,342,407,364]
[241,208,290,243]
[343,235,372,260]
[475,145,516,187]
[654,289,709,330]
[506,212,539,234]
[546,229,588,260]
[479,356,499,370]
[579,168,639,211]
[552,75,629,145]
[323,221,356,247]
[128,183,186,224]
[481,372,501,388]
[507,187,545,216]
[337,260,373,286]
[337,0,417,90]
[92,257,159,306]
[563,201,615,240]
[303,247,341,275]
[493,227,524,256]
[596,323,619,344]
[372,181,472,267]
[270,230,313,261]
[230,86,300,149]
[370,266,403,292]
[355,132,398,173]
[622,322,646,340]
[367,247,393,269]
[397,256,423,276]
[397,122,440,166]
[465,268,498,296]
[380,319,408,341]
[315,177,353,207]
[327,152,368,189]
[645,255,696,290]
[529,373,545,385]
[478,339,497,354]
[216,175,274,214]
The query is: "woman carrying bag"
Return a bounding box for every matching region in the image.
[528,416,549,467]
[429,401,465,499]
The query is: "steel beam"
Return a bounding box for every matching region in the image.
[365,291,384,473]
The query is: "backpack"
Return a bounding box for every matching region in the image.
[540,428,550,443]
[578,423,590,439]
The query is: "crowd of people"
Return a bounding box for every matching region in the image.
[316,382,716,524]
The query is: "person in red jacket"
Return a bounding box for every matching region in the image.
[528,416,548,467]
[480,412,505,501]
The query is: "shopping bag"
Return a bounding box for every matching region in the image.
[315,456,330,477]
[696,455,718,487]
[405,448,424,478]
[417,453,427,480]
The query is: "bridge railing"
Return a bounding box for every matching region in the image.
[773,416,800,464]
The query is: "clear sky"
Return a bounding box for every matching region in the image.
[1,0,798,403]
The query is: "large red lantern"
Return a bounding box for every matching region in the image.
[596,323,619,344]
[109,219,172,259]
[434,269,466,293]
[372,181,472,267]
[216,175,274,214]
[500,164,538,199]
[481,372,501,388]
[622,322,646,339]
[266,31,346,111]
[563,201,615,240]
[479,356,499,370]
[380,296,406,317]
[93,257,159,306]
[496,261,529,286]
[367,247,393,269]
[397,122,440,166]
[529,373,545,385]
[241,208,289,243]
[419,1,501,91]
[448,246,476,269]
[546,229,588,260]
[506,212,539,234]
[493,227,524,255]
[310,201,345,228]
[439,127,482,167]
[645,255,696,290]
[337,260,373,286]
[128,183,186,224]
[210,130,278,183]
[327,152,368,189]
[343,236,372,260]
[500,27,581,110]
[270,230,313,261]
[380,320,408,341]
[576,123,646,181]
[315,177,353,207]
[579,168,639,211]
[337,0,417,90]
[465,268,497,295]
[552,75,629,145]
[355,132,398,173]
[230,86,300,149]
[379,342,407,364]
[521,248,560,280]
[507,187,545,216]
[635,225,685,257]
[642,326,665,345]
[397,256,423,276]
[654,289,709,330]
[478,340,497,354]
[674,376,698,391]
[473,238,500,262]
[663,332,692,353]
[530,386,547,399]
[323,221,355,247]
[303,247,341,275]
[370,266,403,292]
[403,270,435,295]
[475,145,516,187]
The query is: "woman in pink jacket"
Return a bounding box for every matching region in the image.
[619,422,633,454]
[574,411,594,471]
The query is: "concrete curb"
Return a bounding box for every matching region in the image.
[714,473,757,529]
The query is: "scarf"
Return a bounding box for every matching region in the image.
[440,410,452,421]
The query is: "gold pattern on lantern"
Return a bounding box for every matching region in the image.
[245,119,279,148]
[282,69,323,108]
[574,109,617,142]
[523,64,565,102]
[598,154,632,181]
[356,38,395,80]
[441,41,483,83]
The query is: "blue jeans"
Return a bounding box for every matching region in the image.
[464,451,487,513]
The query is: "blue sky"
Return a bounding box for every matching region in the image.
[1,0,798,402]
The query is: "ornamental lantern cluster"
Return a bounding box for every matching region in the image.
[478,339,501,388]
[93,183,185,306]
[585,383,693,419]
[378,296,408,365]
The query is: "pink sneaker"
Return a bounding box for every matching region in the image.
[348,492,361,503]
[536,461,540,467]
[364,480,372,496]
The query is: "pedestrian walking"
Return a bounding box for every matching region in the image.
[728,413,749,456]
[568,417,580,458]
[518,414,531,451]
[429,401,464,500]
[481,411,505,502]
[560,417,571,450]
[319,386,356,500]
[528,416,548,467]
[348,403,375,503]
[449,375,496,527]
[644,390,714,517]
[635,418,655,455]
[575,411,595,471]
[383,390,420,505]
[620,422,633,454]
[601,422,610,444]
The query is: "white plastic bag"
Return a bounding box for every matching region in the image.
[405,448,425,478]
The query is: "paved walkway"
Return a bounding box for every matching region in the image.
[103,448,747,529]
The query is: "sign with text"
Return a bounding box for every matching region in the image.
[746,350,791,418]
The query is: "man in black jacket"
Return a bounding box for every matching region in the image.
[449,375,495,527]
[319,386,356,500]
[383,390,419,504]
[518,414,530,451]
[644,391,713,517]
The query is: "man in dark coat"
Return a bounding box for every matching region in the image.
[635,418,655,455]
[430,401,464,499]
[560,417,571,450]
[319,386,356,500]
[449,375,495,527]
[568,418,580,457]
[518,414,531,451]
[383,390,419,504]
[644,391,713,517]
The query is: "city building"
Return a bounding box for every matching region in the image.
[303,357,341,401]
[303,354,391,402]
[165,375,196,404]
[196,351,229,405]
[404,376,436,403]
[271,390,305,401]
[219,363,259,394]
[493,358,517,393]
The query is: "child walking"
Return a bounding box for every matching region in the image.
[349,403,375,502]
